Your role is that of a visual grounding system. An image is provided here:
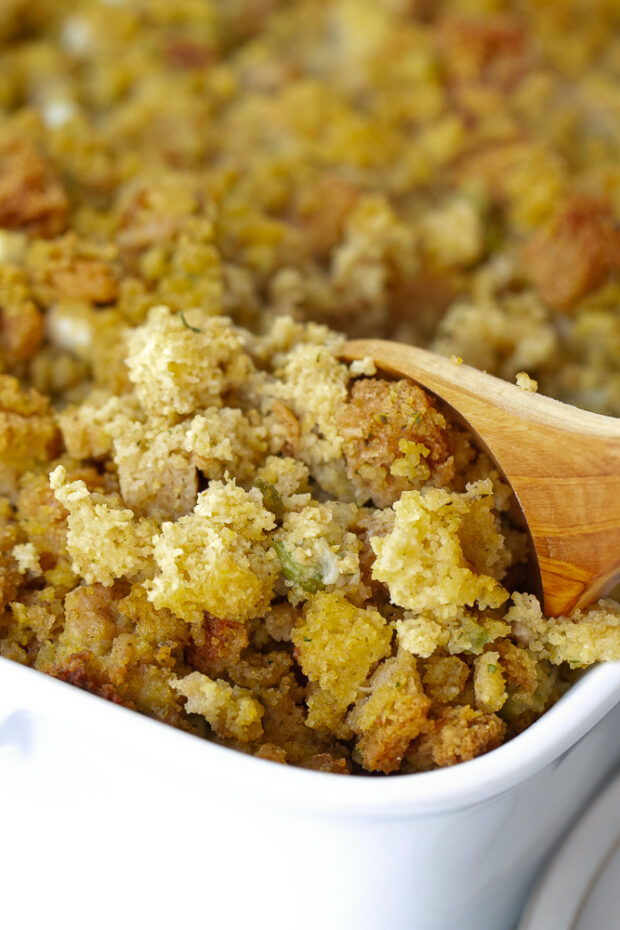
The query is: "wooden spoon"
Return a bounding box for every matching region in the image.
[342,339,620,617]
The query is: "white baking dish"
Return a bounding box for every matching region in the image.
[1,656,619,930]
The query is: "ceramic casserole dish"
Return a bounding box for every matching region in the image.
[1,656,619,930]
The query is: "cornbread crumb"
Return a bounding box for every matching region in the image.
[126,306,252,416]
[11,542,41,575]
[371,480,509,620]
[516,372,538,392]
[171,672,264,742]
[148,480,277,623]
[50,465,155,586]
[473,651,507,713]
[508,593,620,666]
[423,655,470,704]
[292,591,392,730]
[274,502,361,603]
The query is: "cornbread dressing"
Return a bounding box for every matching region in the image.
[0,0,619,775]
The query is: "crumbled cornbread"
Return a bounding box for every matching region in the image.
[0,0,619,775]
[371,480,509,619]
[50,465,156,586]
[126,305,252,416]
[171,672,264,742]
[515,372,538,392]
[148,480,278,623]
[473,651,508,714]
[292,591,392,733]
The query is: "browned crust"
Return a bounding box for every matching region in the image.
[0,136,68,238]
[406,705,506,770]
[51,651,128,706]
[185,613,250,678]
[523,196,620,309]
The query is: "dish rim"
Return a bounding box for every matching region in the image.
[2,656,619,816]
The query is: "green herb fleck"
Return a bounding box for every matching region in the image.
[303,637,312,643]
[179,311,202,333]
[487,664,497,674]
[464,626,489,654]
[379,414,388,424]
[255,479,284,521]
[273,540,324,594]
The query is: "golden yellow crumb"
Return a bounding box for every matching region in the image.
[171,672,264,742]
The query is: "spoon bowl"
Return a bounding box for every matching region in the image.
[342,339,620,617]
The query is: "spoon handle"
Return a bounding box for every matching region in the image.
[343,339,620,616]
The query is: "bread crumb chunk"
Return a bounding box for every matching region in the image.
[113,420,197,521]
[495,638,538,695]
[371,479,509,620]
[301,752,350,774]
[347,650,431,774]
[148,480,277,623]
[256,743,288,764]
[407,705,506,770]
[263,602,298,644]
[266,338,350,493]
[171,671,263,742]
[523,197,620,310]
[56,583,119,663]
[186,614,250,679]
[58,392,142,461]
[26,234,119,304]
[396,609,510,659]
[254,456,310,511]
[0,135,68,237]
[337,378,455,507]
[332,194,418,330]
[0,264,43,365]
[423,655,470,703]
[419,196,484,269]
[437,14,529,87]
